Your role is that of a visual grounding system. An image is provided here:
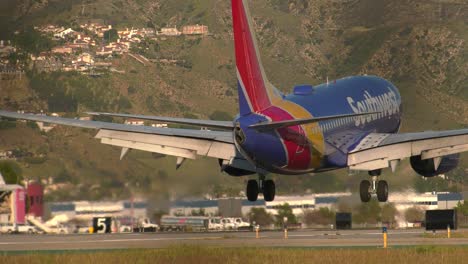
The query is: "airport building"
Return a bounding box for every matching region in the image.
[170,193,353,217]
[48,200,149,222]
[169,192,464,219]
[0,175,44,224]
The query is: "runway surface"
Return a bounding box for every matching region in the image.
[1,229,467,251]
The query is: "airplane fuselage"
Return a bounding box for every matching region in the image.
[236,75,402,175]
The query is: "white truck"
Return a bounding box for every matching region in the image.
[233,218,251,230]
[221,218,236,230]
[0,223,39,234]
[208,217,223,231]
[221,218,251,230]
[135,218,159,232]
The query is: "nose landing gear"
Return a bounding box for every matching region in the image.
[246,175,276,202]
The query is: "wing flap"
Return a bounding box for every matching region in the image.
[348,130,468,171]
[87,112,234,130]
[96,129,236,160]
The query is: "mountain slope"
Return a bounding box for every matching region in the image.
[0,0,466,202]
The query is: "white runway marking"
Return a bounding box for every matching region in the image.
[0,236,224,245]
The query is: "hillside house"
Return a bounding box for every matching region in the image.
[96,47,113,57]
[52,46,73,54]
[73,53,94,65]
[158,27,181,36]
[182,24,209,35]
[54,28,75,39]
[125,119,144,126]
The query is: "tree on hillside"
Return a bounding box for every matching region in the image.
[404,207,424,223]
[353,199,381,224]
[303,208,335,226]
[455,201,468,216]
[275,203,297,225]
[103,29,119,43]
[248,207,274,227]
[0,161,23,185]
[381,203,398,225]
[12,27,55,55]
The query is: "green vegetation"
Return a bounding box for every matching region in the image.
[103,29,119,43]
[303,207,335,226]
[248,207,274,227]
[404,207,425,223]
[455,200,468,216]
[274,203,297,225]
[0,161,23,185]
[12,27,55,55]
[2,246,468,264]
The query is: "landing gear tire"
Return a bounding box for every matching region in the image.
[246,179,259,202]
[263,180,276,202]
[359,180,371,203]
[377,180,389,202]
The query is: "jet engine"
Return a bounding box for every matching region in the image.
[410,154,460,177]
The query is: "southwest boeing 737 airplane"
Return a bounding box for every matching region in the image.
[0,0,467,203]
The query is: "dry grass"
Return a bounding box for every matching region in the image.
[1,245,468,264]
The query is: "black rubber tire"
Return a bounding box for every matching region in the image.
[263,180,276,202]
[359,180,371,203]
[377,180,389,202]
[246,180,259,202]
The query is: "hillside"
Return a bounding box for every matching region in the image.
[0,0,467,204]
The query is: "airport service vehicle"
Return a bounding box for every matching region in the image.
[17,224,39,234]
[221,218,236,230]
[119,225,132,233]
[209,217,223,231]
[27,216,70,234]
[233,218,251,230]
[0,224,17,234]
[0,224,38,234]
[160,216,210,232]
[160,216,225,232]
[0,0,466,203]
[135,218,159,232]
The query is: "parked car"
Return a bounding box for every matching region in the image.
[221,218,236,230]
[17,224,39,234]
[0,224,17,234]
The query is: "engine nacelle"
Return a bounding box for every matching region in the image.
[222,166,256,177]
[218,159,256,177]
[410,154,460,177]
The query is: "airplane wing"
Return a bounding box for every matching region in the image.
[87,112,234,130]
[347,129,468,171]
[0,110,237,165]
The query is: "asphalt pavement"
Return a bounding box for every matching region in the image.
[0,229,467,252]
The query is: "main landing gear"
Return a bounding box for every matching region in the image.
[246,175,276,202]
[359,169,388,203]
